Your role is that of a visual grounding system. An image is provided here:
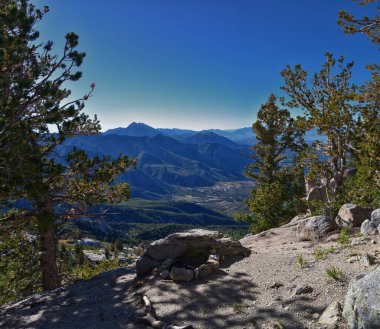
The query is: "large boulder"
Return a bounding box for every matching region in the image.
[296,215,336,241]
[360,219,377,236]
[343,268,380,328]
[371,209,380,226]
[136,229,251,277]
[335,204,372,227]
[144,229,251,262]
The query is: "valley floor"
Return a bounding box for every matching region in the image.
[1,221,378,328]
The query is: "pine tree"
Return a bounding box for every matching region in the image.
[0,1,135,290]
[239,95,306,233]
[338,0,379,45]
[281,53,361,195]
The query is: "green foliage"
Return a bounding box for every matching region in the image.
[57,243,121,283]
[325,266,346,282]
[313,246,335,261]
[239,95,306,233]
[296,254,309,268]
[338,0,379,45]
[338,226,351,248]
[281,53,360,194]
[0,0,134,290]
[70,260,120,281]
[0,212,41,305]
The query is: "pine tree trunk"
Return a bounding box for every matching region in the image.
[37,205,60,290]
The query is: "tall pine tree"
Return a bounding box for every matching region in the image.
[0,1,135,290]
[239,95,306,233]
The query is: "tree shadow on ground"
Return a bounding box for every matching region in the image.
[0,267,147,329]
[138,269,258,328]
[1,264,326,329]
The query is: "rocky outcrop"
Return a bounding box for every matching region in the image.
[343,268,380,329]
[306,185,328,203]
[296,215,336,241]
[360,219,377,236]
[136,229,250,277]
[335,204,372,227]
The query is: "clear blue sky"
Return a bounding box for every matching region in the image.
[35,0,378,130]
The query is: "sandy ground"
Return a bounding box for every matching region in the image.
[1,222,379,329]
[137,223,380,329]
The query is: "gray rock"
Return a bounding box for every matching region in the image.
[144,229,251,262]
[197,259,219,280]
[269,281,284,289]
[351,237,367,246]
[347,256,359,263]
[159,269,171,280]
[290,214,310,224]
[318,301,342,328]
[343,268,380,328]
[136,255,161,277]
[326,233,340,242]
[361,219,378,236]
[294,284,313,295]
[77,238,102,248]
[170,267,194,282]
[371,209,380,226]
[82,250,105,264]
[306,185,328,203]
[335,204,372,227]
[297,216,336,241]
[361,254,376,267]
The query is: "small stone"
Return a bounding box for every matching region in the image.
[355,273,366,280]
[351,237,366,246]
[347,256,359,263]
[294,284,313,295]
[269,282,284,289]
[318,301,342,328]
[159,269,170,280]
[361,254,376,267]
[370,239,377,244]
[326,233,340,242]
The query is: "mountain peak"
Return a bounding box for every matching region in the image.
[104,122,158,137]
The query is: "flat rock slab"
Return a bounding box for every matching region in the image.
[137,229,251,277]
[145,229,251,262]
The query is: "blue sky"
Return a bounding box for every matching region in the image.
[36,0,378,130]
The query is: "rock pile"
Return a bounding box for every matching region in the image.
[136,229,251,281]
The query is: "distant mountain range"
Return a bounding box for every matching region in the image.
[57,122,325,200]
[104,122,257,145]
[57,122,253,199]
